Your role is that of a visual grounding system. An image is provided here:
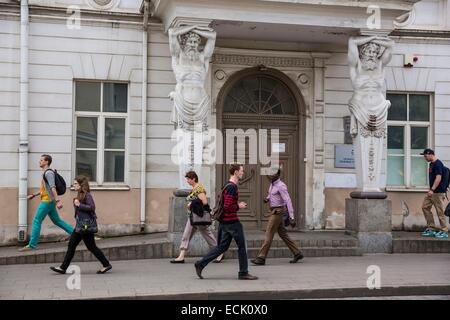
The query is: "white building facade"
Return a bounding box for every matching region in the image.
[1,0,449,245]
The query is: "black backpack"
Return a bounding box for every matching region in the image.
[443,164,450,220]
[445,202,450,218]
[442,165,450,196]
[43,169,67,195]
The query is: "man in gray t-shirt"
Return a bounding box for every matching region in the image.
[19,154,73,251]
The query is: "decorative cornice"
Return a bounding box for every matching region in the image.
[390,29,450,39]
[212,54,313,68]
[222,114,299,121]
[170,17,212,29]
[0,2,163,28]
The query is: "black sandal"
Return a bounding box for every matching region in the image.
[50,266,66,274]
[97,265,112,274]
[170,259,185,264]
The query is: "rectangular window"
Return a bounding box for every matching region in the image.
[387,93,431,188]
[74,81,128,184]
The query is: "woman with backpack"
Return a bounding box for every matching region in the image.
[170,171,224,263]
[50,175,112,274]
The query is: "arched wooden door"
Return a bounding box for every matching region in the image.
[216,67,305,230]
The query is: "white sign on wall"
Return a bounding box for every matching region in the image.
[335,144,355,168]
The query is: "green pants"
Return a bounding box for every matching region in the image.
[28,201,73,248]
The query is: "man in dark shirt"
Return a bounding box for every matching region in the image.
[194,164,258,280]
[420,149,448,238]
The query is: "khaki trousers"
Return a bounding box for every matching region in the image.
[257,208,300,258]
[422,193,448,232]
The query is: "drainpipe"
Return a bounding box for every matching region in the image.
[18,0,29,243]
[140,0,150,232]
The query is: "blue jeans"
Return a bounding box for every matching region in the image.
[28,202,74,248]
[195,221,249,276]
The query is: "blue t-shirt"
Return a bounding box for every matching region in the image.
[429,159,446,193]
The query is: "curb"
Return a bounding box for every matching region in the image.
[90,285,450,300]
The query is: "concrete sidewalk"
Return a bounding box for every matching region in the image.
[0,254,449,300]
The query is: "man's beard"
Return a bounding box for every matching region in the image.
[185,48,199,61]
[361,57,378,70]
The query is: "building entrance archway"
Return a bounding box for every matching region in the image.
[216,67,306,230]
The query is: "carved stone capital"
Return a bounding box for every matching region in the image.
[359,28,392,37]
[169,17,212,30]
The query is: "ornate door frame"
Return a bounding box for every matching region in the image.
[217,69,301,229]
[209,47,330,230]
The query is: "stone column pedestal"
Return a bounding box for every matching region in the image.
[168,191,216,257]
[345,198,392,253]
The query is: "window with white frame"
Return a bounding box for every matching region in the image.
[74,81,127,184]
[387,93,431,188]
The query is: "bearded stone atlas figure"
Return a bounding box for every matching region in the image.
[168,25,216,190]
[168,25,216,129]
[348,36,394,198]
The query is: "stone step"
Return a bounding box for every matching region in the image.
[0,244,362,266]
[393,238,450,254]
[228,238,359,249]
[0,230,362,265]
[226,247,363,259]
[0,241,175,266]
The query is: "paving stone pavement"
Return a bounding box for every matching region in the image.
[0,254,449,300]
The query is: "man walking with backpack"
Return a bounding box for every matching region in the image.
[19,154,73,251]
[194,163,258,280]
[420,149,449,239]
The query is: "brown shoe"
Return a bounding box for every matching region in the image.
[238,273,258,280]
[290,252,304,263]
[250,257,265,265]
[194,262,204,279]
